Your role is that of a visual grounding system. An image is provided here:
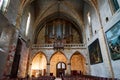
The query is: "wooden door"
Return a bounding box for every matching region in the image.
[56,62,66,77]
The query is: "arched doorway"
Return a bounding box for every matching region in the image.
[70,52,86,75]
[31,52,47,77]
[50,51,67,77]
[56,62,66,77]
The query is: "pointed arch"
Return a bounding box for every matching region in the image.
[70,51,86,61]
[70,51,86,75]
[31,51,48,63]
[31,51,48,77]
[33,12,83,43]
[50,51,67,76]
[50,51,68,61]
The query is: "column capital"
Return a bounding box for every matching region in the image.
[67,63,71,65]
[47,63,50,65]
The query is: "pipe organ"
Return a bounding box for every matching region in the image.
[45,19,74,44]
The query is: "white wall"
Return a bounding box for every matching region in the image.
[104,10,120,79]
[84,0,120,79]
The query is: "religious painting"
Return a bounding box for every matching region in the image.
[106,21,120,60]
[88,39,103,65]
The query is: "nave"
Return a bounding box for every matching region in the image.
[0,0,120,80]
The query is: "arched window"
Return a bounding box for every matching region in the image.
[87,12,93,38]
[0,0,3,9]
[0,0,10,12]
[25,12,31,36]
[110,0,120,12]
[57,62,66,69]
[56,62,66,77]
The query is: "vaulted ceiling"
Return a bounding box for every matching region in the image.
[18,0,98,42]
[19,0,98,29]
[31,0,98,28]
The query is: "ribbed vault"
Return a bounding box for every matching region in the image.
[17,0,98,43]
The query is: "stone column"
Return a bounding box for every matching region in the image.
[47,63,50,76]
[28,63,32,77]
[66,62,71,76]
[98,27,114,78]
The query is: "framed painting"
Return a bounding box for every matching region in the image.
[88,39,103,65]
[106,21,120,60]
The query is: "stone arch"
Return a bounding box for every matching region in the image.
[70,51,86,75]
[31,51,48,77]
[33,12,83,44]
[50,51,68,61]
[31,51,48,63]
[50,51,67,76]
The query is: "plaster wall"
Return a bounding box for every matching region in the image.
[98,0,112,27]
[84,0,115,78]
[98,0,120,79]
[103,10,120,79]
[84,2,101,42]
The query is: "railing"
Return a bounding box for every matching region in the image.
[32,43,86,49]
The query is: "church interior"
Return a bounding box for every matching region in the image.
[0,0,120,80]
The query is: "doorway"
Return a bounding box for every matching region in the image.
[56,62,66,77]
[31,52,47,77]
[50,51,67,76]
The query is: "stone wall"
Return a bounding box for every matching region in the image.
[37,26,45,44]
[84,1,113,78]
[98,0,120,79]
[103,8,120,79]
[84,0,120,79]
[0,13,19,78]
[5,0,20,25]
[17,40,29,78]
[30,48,88,76]
[0,0,35,78]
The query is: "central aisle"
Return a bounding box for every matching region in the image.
[55,78,62,80]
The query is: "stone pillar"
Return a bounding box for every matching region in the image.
[28,63,32,77]
[98,27,114,78]
[66,62,71,76]
[47,63,50,76]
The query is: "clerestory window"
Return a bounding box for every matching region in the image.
[110,0,120,13]
[25,12,31,36]
[87,12,93,38]
[0,0,10,13]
